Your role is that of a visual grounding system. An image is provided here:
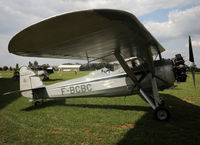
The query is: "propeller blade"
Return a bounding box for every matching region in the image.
[189,36,194,62]
[188,36,196,87]
[191,69,196,88]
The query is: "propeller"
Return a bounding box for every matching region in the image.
[188,36,196,87]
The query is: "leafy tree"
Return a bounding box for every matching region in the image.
[63,63,73,65]
[9,66,13,71]
[41,64,50,69]
[0,67,2,71]
[3,66,8,71]
[28,61,33,68]
[34,61,38,67]
[80,63,114,71]
[196,67,200,72]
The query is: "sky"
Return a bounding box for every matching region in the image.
[0,0,200,67]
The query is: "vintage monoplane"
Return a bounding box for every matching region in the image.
[7,9,196,121]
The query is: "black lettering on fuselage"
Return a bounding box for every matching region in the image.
[75,86,80,93]
[87,84,92,92]
[61,88,67,95]
[70,87,75,94]
[69,84,92,94]
[81,85,86,93]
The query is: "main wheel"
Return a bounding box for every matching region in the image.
[154,106,170,121]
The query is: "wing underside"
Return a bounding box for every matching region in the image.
[8,9,165,62]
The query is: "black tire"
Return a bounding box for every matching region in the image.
[154,106,170,121]
[34,101,41,106]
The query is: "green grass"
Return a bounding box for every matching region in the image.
[0,71,200,145]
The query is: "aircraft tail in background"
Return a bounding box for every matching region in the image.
[20,66,45,99]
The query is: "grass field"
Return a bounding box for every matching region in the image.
[0,71,200,145]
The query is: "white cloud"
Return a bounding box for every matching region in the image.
[0,3,42,34]
[0,34,10,56]
[145,5,200,42]
[0,0,200,67]
[1,0,198,18]
[191,40,200,47]
[184,38,200,47]
[0,0,198,35]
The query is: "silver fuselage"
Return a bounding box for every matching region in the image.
[35,60,175,99]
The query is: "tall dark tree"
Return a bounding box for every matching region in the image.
[34,61,38,66]
[3,66,8,71]
[16,63,19,70]
[28,61,33,68]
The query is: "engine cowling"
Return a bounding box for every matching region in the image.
[171,54,187,82]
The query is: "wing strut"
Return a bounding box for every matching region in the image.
[114,50,170,121]
[144,46,162,107]
[114,51,156,109]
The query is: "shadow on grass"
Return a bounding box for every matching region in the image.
[21,99,66,111]
[0,78,20,110]
[22,99,150,112]
[21,93,200,145]
[117,93,200,145]
[65,104,150,111]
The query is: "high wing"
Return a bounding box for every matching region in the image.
[8,9,165,62]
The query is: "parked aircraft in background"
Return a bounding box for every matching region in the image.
[34,66,54,81]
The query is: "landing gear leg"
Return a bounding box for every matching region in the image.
[140,89,170,121]
[151,76,170,121]
[114,51,170,121]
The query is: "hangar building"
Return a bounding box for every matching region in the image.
[58,65,81,71]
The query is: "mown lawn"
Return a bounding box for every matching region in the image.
[0,71,200,145]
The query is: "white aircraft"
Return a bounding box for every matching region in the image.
[35,66,54,81]
[7,9,196,121]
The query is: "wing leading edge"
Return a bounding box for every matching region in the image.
[8,9,165,62]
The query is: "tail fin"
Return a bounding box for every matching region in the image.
[20,66,44,98]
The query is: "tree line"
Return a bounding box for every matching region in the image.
[0,61,115,71]
[80,63,114,71]
[0,61,40,71]
[0,64,19,71]
[1,61,200,72]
